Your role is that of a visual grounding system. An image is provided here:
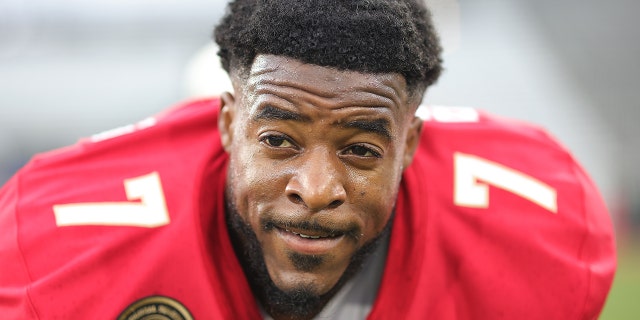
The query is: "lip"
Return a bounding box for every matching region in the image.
[275,226,347,255]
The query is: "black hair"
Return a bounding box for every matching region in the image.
[214,0,443,97]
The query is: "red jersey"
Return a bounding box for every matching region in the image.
[0,98,615,319]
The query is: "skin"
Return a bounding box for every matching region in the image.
[219,54,423,318]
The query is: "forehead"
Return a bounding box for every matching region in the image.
[240,54,411,111]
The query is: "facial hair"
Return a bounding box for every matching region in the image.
[224,190,393,319]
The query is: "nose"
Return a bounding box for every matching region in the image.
[285,149,347,211]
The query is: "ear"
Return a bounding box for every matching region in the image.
[402,116,423,170]
[218,91,236,152]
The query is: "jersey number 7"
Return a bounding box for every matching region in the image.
[454,152,557,213]
[53,172,170,227]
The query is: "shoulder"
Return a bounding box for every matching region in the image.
[6,97,225,227]
[389,105,615,318]
[0,98,235,317]
[417,105,562,149]
[413,105,579,201]
[409,105,606,218]
[31,97,222,168]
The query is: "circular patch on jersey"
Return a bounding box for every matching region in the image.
[118,295,193,320]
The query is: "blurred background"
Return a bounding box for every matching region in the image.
[0,0,637,317]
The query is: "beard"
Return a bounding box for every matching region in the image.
[224,191,392,319]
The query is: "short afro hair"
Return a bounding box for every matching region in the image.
[214,0,443,97]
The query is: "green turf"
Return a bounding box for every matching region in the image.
[600,240,640,319]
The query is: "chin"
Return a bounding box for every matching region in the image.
[265,253,349,296]
[269,269,342,296]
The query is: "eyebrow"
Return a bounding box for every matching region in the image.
[253,105,392,140]
[253,105,311,122]
[343,118,392,141]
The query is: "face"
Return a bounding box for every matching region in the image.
[220,54,422,297]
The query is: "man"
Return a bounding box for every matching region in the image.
[0,0,615,319]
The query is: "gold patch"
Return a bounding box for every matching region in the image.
[118,295,193,320]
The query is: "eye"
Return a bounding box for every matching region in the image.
[344,144,381,158]
[261,134,295,148]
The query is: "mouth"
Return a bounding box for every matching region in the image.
[283,227,343,239]
[273,225,349,255]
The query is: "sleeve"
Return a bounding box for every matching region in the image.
[372,113,617,319]
[0,174,39,319]
[571,160,617,318]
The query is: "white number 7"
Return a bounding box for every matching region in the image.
[53,172,170,227]
[454,152,557,213]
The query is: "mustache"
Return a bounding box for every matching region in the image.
[261,217,362,241]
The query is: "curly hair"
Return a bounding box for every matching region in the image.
[214,0,443,97]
